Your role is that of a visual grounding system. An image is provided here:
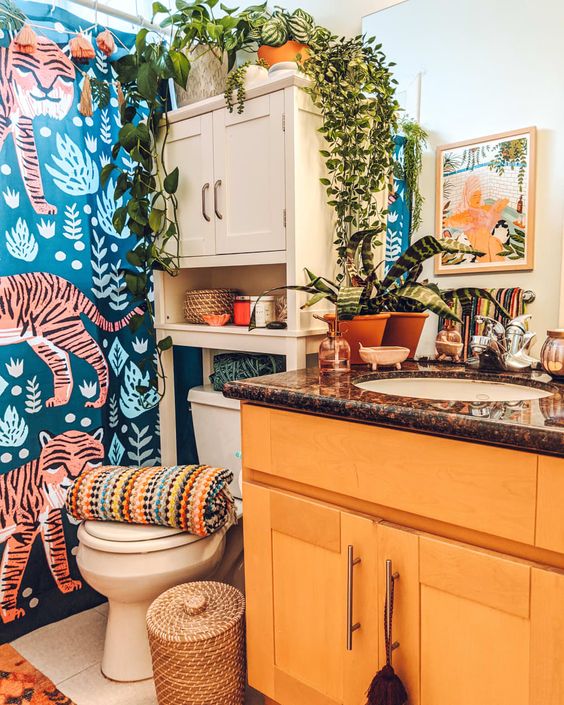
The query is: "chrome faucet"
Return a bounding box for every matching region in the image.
[468,314,539,371]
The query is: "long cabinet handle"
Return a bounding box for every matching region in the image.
[385,559,400,663]
[201,182,211,222]
[214,179,223,220]
[346,545,361,651]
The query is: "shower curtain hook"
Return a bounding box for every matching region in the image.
[94,0,99,29]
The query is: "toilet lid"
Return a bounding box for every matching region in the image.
[82,521,204,544]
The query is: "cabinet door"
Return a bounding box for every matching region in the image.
[213,92,286,255]
[377,523,564,705]
[243,483,379,705]
[166,113,215,256]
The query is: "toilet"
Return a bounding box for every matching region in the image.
[75,385,244,683]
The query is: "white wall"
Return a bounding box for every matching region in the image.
[364,0,564,355]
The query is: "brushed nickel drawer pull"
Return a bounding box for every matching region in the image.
[201,183,211,222]
[346,545,361,651]
[214,179,223,219]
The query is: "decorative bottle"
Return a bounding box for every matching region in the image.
[316,314,351,373]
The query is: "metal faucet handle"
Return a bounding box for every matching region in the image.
[475,315,506,339]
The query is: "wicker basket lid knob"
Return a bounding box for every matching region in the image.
[184,593,208,617]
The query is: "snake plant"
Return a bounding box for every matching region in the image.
[249,233,510,330]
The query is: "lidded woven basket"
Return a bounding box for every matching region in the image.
[147,581,246,705]
[183,288,236,324]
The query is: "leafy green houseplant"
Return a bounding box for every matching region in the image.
[224,57,269,113]
[105,30,190,398]
[155,0,268,71]
[396,119,428,240]
[301,31,399,282]
[256,6,316,64]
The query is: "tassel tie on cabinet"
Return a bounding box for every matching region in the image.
[366,560,408,705]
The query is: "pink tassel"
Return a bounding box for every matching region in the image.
[70,33,95,64]
[78,74,93,117]
[14,24,38,54]
[96,29,115,57]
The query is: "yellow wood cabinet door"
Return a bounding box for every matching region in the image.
[377,523,564,705]
[243,482,380,705]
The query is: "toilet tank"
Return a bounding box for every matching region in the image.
[188,385,242,499]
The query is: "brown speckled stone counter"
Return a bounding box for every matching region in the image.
[224,362,564,457]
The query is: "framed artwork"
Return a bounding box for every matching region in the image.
[435,127,536,275]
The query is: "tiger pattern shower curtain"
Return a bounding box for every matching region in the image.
[0,1,160,641]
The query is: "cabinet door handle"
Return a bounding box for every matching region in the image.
[214,179,223,220]
[346,545,361,651]
[385,559,400,662]
[202,183,211,222]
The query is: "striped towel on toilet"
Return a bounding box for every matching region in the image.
[65,464,236,537]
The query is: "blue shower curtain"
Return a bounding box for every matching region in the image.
[0,1,159,641]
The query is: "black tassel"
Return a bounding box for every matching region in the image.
[365,561,408,705]
[366,663,407,705]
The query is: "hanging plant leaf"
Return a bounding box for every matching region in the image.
[163,167,179,194]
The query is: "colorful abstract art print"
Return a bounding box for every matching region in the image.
[435,127,536,275]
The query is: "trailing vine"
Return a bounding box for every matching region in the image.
[399,118,428,239]
[300,32,399,282]
[104,31,190,399]
[224,58,269,114]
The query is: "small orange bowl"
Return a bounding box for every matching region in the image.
[202,314,231,326]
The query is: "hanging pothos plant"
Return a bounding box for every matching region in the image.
[103,30,190,399]
[396,118,428,240]
[300,31,400,282]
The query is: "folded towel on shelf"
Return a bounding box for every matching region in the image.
[440,287,530,360]
[65,464,236,537]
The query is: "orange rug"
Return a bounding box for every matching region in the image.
[0,644,75,705]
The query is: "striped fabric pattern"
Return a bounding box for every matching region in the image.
[439,287,526,360]
[65,465,236,537]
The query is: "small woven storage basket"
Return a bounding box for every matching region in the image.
[183,289,236,324]
[147,581,246,705]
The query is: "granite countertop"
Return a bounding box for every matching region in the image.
[223,362,564,457]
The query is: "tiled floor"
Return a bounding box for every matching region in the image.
[11,604,263,705]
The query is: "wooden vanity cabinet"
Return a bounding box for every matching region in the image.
[378,523,564,705]
[241,405,564,705]
[244,482,380,705]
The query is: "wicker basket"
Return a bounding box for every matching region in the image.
[147,581,246,705]
[183,289,236,324]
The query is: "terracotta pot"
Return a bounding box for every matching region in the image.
[381,312,430,358]
[257,40,309,67]
[325,313,391,365]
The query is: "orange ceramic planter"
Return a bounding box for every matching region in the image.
[257,40,309,67]
[381,312,429,358]
[325,313,391,365]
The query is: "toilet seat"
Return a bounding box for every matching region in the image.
[77,499,242,555]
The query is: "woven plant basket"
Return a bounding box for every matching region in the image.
[184,289,236,324]
[147,581,246,705]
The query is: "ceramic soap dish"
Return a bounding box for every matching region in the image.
[358,344,410,371]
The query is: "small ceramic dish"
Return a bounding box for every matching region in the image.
[202,313,231,326]
[358,344,410,370]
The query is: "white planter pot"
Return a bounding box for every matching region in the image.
[244,64,269,87]
[175,45,228,107]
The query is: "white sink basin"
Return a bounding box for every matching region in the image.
[354,377,553,402]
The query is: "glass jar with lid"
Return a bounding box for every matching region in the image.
[540,329,564,378]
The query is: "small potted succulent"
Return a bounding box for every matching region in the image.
[257,7,317,68]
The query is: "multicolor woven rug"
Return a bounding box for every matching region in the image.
[0,645,75,705]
